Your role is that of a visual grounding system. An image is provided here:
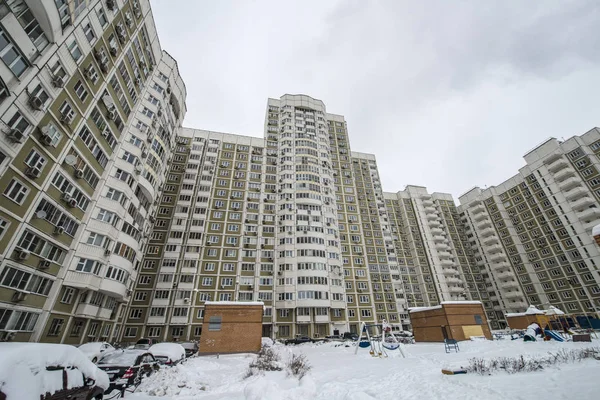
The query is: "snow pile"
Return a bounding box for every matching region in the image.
[244,372,317,400]
[261,337,274,348]
[149,343,186,362]
[0,343,109,399]
[131,339,600,400]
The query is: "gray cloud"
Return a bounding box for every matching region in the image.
[151,0,600,199]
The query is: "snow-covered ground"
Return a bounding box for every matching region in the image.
[130,338,600,400]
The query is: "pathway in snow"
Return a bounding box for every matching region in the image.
[132,339,600,400]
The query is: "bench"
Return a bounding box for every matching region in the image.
[444,339,460,353]
[572,333,591,342]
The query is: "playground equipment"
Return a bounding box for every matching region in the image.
[354,320,406,358]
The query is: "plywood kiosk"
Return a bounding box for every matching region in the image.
[408,301,492,342]
[200,301,264,355]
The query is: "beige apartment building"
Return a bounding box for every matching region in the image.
[0,0,186,343]
[2,2,598,345]
[458,129,600,323]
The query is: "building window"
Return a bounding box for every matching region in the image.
[0,216,11,241]
[74,80,88,102]
[24,149,46,170]
[124,327,138,337]
[61,287,75,304]
[171,327,184,337]
[208,316,222,331]
[3,178,29,204]
[7,110,31,135]
[83,23,96,43]
[0,28,28,77]
[68,40,82,62]
[47,318,64,336]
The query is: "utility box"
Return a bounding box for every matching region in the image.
[199,301,264,355]
[409,301,492,342]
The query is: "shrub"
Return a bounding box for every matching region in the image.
[465,347,600,375]
[286,353,311,380]
[244,346,283,379]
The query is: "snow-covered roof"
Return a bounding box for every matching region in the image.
[440,301,483,305]
[592,224,600,237]
[545,306,565,316]
[524,305,544,315]
[204,301,264,306]
[0,343,109,399]
[505,312,527,317]
[408,305,442,313]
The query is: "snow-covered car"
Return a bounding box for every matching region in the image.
[97,349,159,398]
[179,341,199,358]
[149,343,186,366]
[0,343,109,400]
[77,342,116,363]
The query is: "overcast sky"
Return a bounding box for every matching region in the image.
[150,0,599,201]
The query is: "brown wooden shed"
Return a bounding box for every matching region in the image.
[200,301,264,355]
[505,305,549,330]
[408,301,492,342]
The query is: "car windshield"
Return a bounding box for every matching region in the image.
[98,350,140,365]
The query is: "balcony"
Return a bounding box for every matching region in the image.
[64,271,102,291]
[424,206,436,213]
[449,286,465,294]
[553,167,576,182]
[426,212,438,221]
[435,242,450,251]
[558,176,582,191]
[98,308,112,320]
[442,268,459,275]
[422,199,434,207]
[504,291,523,299]
[578,207,600,222]
[99,279,128,301]
[565,187,587,201]
[148,316,166,324]
[547,157,568,172]
[75,303,100,318]
[480,227,495,237]
[506,301,528,311]
[440,259,454,267]
[430,227,444,235]
[499,280,520,290]
[315,315,329,323]
[473,213,488,222]
[476,220,492,231]
[428,219,441,227]
[446,277,462,284]
[487,244,503,254]
[490,252,507,262]
[482,235,499,246]
[472,204,485,215]
[496,271,515,280]
[170,316,189,325]
[571,196,594,211]
[432,235,446,243]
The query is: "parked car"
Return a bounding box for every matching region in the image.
[149,343,186,366]
[342,332,359,341]
[284,336,314,345]
[96,349,159,397]
[78,342,116,363]
[127,338,159,350]
[325,335,343,341]
[0,343,109,400]
[179,341,199,358]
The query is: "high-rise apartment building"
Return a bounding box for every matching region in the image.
[0,0,185,344]
[458,128,600,324]
[2,2,598,345]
